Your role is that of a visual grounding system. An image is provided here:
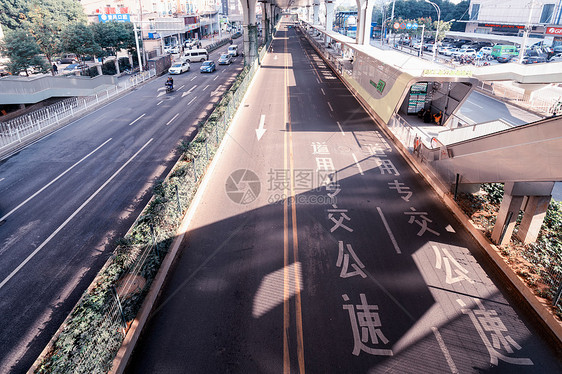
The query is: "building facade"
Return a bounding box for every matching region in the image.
[465,0,562,46]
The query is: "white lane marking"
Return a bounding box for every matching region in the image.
[0,138,112,222]
[187,85,198,93]
[203,85,210,91]
[321,88,326,95]
[351,153,364,175]
[445,224,456,233]
[0,138,153,291]
[213,76,218,81]
[316,78,320,84]
[327,102,334,112]
[0,178,4,183]
[157,101,163,106]
[456,299,466,307]
[470,102,483,109]
[178,84,185,90]
[432,327,459,374]
[166,113,179,126]
[128,113,146,126]
[188,96,197,105]
[336,121,345,136]
[376,207,401,254]
[190,76,196,81]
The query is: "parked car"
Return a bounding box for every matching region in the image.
[412,41,422,49]
[443,48,459,56]
[549,53,562,62]
[200,60,216,73]
[491,45,519,58]
[496,54,515,63]
[59,54,78,64]
[451,48,477,58]
[438,46,453,54]
[479,46,493,55]
[62,63,88,74]
[522,55,548,64]
[218,53,232,65]
[168,61,190,74]
[164,45,180,54]
[553,45,562,54]
[423,43,435,51]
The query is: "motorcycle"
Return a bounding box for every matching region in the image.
[165,82,174,93]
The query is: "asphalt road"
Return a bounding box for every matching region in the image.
[0,43,243,373]
[126,20,562,373]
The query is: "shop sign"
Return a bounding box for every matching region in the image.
[546,27,562,35]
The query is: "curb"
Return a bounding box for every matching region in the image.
[303,27,562,349]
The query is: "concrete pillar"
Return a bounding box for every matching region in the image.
[261,2,269,43]
[516,195,551,244]
[491,182,554,245]
[324,1,334,46]
[491,191,524,246]
[307,5,312,23]
[357,0,374,45]
[241,0,258,65]
[313,0,320,25]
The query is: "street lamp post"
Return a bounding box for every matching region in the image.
[425,0,440,61]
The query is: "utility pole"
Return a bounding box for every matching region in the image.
[518,0,536,64]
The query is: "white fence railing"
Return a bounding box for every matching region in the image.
[0,69,156,152]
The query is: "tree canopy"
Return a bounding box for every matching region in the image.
[1,28,49,75]
[374,0,469,28]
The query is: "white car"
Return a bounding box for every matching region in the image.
[479,46,493,55]
[164,45,180,54]
[443,48,459,56]
[451,48,477,57]
[438,46,453,54]
[549,53,562,62]
[168,61,190,74]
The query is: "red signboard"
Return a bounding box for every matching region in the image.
[546,27,562,35]
[482,23,524,29]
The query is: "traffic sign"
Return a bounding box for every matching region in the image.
[394,22,400,29]
[476,51,483,59]
[400,23,406,29]
[406,23,412,30]
[412,23,418,30]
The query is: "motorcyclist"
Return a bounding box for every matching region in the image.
[165,76,174,91]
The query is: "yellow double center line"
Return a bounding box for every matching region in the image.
[283,27,305,374]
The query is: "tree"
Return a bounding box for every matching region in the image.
[25,6,62,67]
[60,23,102,71]
[0,0,32,31]
[0,0,86,31]
[91,21,137,74]
[1,28,48,75]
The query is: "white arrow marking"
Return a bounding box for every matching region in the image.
[256,114,266,140]
[211,84,223,97]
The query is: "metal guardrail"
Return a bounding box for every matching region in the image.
[0,69,156,153]
[476,80,557,115]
